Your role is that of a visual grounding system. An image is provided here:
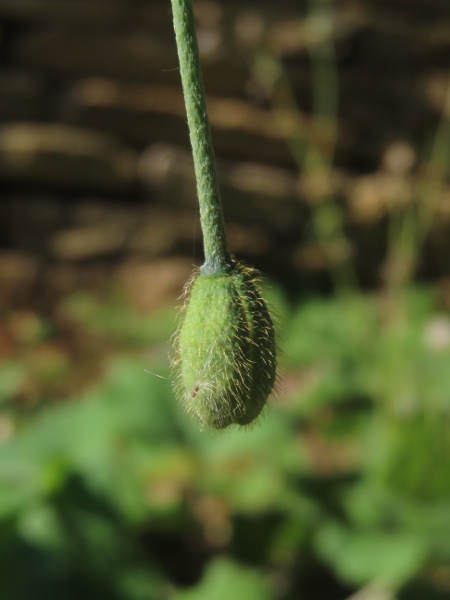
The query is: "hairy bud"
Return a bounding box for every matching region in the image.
[175,261,277,429]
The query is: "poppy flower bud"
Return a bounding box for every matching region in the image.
[175,261,277,429]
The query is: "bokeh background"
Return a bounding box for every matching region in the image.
[1,1,450,599]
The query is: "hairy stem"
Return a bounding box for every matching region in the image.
[171,0,231,274]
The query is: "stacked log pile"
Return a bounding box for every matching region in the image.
[0,0,449,304]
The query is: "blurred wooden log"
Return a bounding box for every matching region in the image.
[139,143,305,233]
[65,78,339,168]
[65,75,435,173]
[10,27,180,84]
[0,0,321,27]
[50,226,127,261]
[0,0,449,288]
[10,25,249,97]
[0,123,138,193]
[342,0,450,16]
[0,71,48,120]
[6,0,447,172]
[0,251,39,308]
[114,257,195,312]
[0,196,63,255]
[268,9,450,64]
[0,0,171,26]
[1,171,449,290]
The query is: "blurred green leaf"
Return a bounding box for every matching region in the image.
[173,558,273,600]
[315,522,427,586]
[58,291,177,346]
[1,281,450,599]
[0,362,27,404]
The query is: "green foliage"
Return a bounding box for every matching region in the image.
[59,291,176,346]
[0,363,27,405]
[173,558,273,600]
[315,523,426,586]
[1,285,450,599]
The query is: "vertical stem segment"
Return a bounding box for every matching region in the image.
[171,0,231,274]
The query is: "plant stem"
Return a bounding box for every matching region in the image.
[171,0,231,274]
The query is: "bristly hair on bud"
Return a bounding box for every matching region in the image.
[173,260,277,429]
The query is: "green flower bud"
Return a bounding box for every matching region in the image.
[175,261,277,429]
[170,0,278,430]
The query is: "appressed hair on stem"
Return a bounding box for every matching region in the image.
[170,0,277,429]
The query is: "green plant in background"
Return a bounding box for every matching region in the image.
[244,0,356,293]
[3,287,450,600]
[386,71,450,290]
[170,0,277,428]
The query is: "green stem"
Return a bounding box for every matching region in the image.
[171,0,231,274]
